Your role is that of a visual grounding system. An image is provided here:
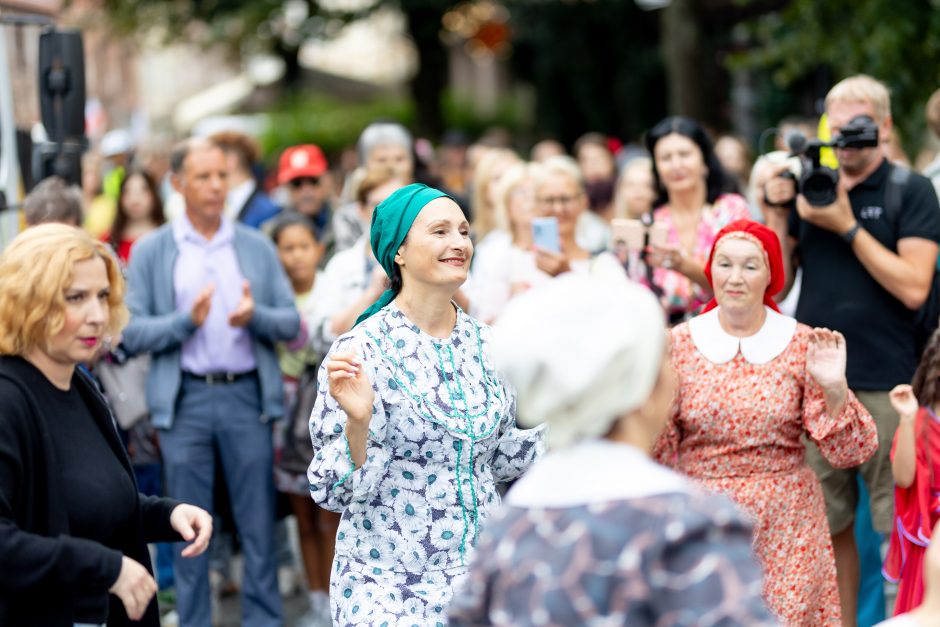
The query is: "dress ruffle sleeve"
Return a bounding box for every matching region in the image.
[489,386,544,483]
[801,366,877,470]
[307,334,390,512]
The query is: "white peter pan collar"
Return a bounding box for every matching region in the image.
[688,306,797,365]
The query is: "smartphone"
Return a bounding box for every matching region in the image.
[531,216,561,253]
[648,221,670,248]
[611,218,646,251]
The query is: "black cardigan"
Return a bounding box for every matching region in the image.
[0,356,182,627]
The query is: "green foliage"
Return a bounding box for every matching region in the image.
[258,93,415,159]
[732,0,940,154]
[100,0,379,56]
[440,89,531,138]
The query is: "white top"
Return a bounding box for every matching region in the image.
[469,242,626,324]
[506,438,689,508]
[306,235,373,354]
[688,306,797,365]
[225,178,256,222]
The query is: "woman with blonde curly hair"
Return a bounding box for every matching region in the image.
[0,224,212,627]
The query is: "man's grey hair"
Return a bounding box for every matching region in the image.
[170,136,222,175]
[23,176,84,227]
[357,122,413,165]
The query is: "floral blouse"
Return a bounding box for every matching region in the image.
[307,302,543,624]
[651,193,750,316]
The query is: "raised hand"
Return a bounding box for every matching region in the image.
[109,556,157,621]
[806,328,848,390]
[889,384,920,422]
[170,503,213,558]
[191,284,214,327]
[327,350,375,425]
[228,280,255,327]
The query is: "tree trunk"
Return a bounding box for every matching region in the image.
[403,2,447,138]
[661,0,705,121]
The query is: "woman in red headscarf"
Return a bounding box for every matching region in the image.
[653,219,878,626]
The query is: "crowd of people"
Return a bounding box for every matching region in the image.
[5,72,940,627]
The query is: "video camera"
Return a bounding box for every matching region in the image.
[785,115,879,206]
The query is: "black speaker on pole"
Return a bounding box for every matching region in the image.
[34,28,86,186]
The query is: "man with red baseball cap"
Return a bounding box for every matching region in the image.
[278,144,332,240]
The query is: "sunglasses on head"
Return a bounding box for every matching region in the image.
[289,176,320,188]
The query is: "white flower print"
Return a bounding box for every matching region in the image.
[393,489,431,538]
[429,516,465,552]
[388,459,427,491]
[397,533,430,573]
[308,304,543,623]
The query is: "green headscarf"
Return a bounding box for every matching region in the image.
[355,183,453,325]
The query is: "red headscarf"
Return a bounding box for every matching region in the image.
[701,219,784,314]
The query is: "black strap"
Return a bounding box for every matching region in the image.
[884,163,912,233]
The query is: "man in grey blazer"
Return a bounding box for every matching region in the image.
[123,137,299,627]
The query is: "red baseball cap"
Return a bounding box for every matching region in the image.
[278,144,328,184]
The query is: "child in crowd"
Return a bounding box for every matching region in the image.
[270,214,340,626]
[885,330,940,616]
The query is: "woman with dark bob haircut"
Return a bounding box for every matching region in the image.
[642,116,750,324]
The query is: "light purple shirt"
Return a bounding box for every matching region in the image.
[173,214,257,374]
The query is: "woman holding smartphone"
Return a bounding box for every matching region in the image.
[507,156,623,297]
[645,116,750,324]
[307,183,543,625]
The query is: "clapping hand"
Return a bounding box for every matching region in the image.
[228,280,255,327]
[191,284,215,327]
[889,384,919,423]
[327,350,375,425]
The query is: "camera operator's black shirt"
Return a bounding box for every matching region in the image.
[788,158,940,390]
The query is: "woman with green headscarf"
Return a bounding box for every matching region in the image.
[307,184,543,625]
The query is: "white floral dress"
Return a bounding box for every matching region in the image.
[308,302,543,626]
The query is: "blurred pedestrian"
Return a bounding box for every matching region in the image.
[511,156,623,294]
[308,184,542,625]
[23,176,84,227]
[308,168,401,355]
[654,219,877,624]
[468,162,536,323]
[877,522,940,626]
[884,331,940,616]
[279,144,332,242]
[212,131,281,229]
[644,116,749,324]
[613,156,656,219]
[450,274,775,626]
[268,214,338,627]
[0,224,211,627]
[104,169,166,265]
[123,137,299,627]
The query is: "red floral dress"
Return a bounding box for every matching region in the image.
[654,311,878,626]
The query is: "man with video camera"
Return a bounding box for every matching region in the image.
[764,75,940,622]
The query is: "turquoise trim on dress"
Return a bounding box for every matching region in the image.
[362,312,502,563]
